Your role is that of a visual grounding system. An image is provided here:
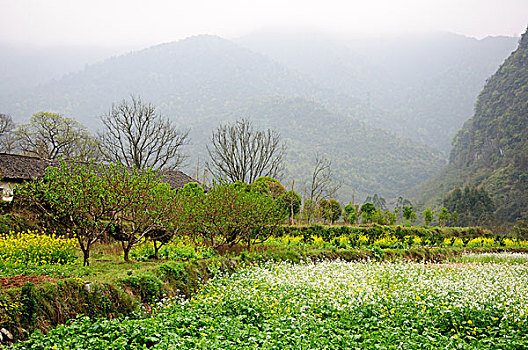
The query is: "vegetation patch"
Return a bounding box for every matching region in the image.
[12,260,528,349]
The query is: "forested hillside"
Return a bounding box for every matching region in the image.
[418,29,528,222]
[0,35,319,128]
[1,35,444,203]
[238,31,518,152]
[208,96,445,202]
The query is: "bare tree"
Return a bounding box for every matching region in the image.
[0,114,14,135]
[302,153,342,223]
[0,114,16,153]
[14,112,99,160]
[99,96,189,170]
[206,118,285,183]
[308,153,341,203]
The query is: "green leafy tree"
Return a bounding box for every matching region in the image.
[386,211,397,225]
[251,176,286,199]
[394,197,413,223]
[319,199,341,224]
[402,205,416,224]
[144,180,201,260]
[423,208,434,226]
[437,207,452,227]
[277,190,302,224]
[343,203,358,224]
[360,202,377,223]
[179,182,285,248]
[16,161,134,265]
[301,199,317,224]
[108,172,183,262]
[451,211,459,226]
[371,210,395,225]
[371,210,384,225]
[249,177,298,224]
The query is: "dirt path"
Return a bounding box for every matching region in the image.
[0,275,57,289]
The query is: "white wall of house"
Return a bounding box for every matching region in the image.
[0,181,14,201]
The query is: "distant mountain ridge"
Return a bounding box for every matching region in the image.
[0,34,446,203]
[237,30,518,152]
[1,35,320,127]
[9,35,524,202]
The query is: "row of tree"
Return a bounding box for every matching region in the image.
[2,96,498,229]
[14,156,462,267]
[307,198,459,227]
[16,161,292,266]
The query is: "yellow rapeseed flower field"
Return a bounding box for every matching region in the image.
[0,230,77,267]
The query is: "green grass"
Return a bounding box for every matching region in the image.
[455,252,528,264]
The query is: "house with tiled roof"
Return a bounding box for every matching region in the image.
[0,153,199,201]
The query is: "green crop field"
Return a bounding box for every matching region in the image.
[14,259,528,349]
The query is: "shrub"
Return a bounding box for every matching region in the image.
[360,202,376,223]
[319,199,342,224]
[119,274,163,303]
[179,182,286,248]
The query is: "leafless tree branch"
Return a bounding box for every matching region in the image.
[98,96,189,170]
[0,114,16,153]
[308,152,341,203]
[206,118,285,183]
[13,112,99,161]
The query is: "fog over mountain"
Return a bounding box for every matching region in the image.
[237,30,518,152]
[0,44,129,97]
[0,33,460,202]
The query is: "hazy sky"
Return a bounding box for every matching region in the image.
[1,0,527,48]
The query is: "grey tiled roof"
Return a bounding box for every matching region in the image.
[0,153,198,189]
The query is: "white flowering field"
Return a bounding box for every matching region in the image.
[15,260,528,349]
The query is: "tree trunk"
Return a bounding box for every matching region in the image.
[121,240,132,262]
[123,247,131,262]
[82,249,90,266]
[153,241,162,260]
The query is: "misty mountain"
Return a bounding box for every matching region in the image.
[237,30,518,152]
[0,34,444,202]
[416,29,528,222]
[211,96,445,202]
[1,35,319,127]
[0,44,126,97]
